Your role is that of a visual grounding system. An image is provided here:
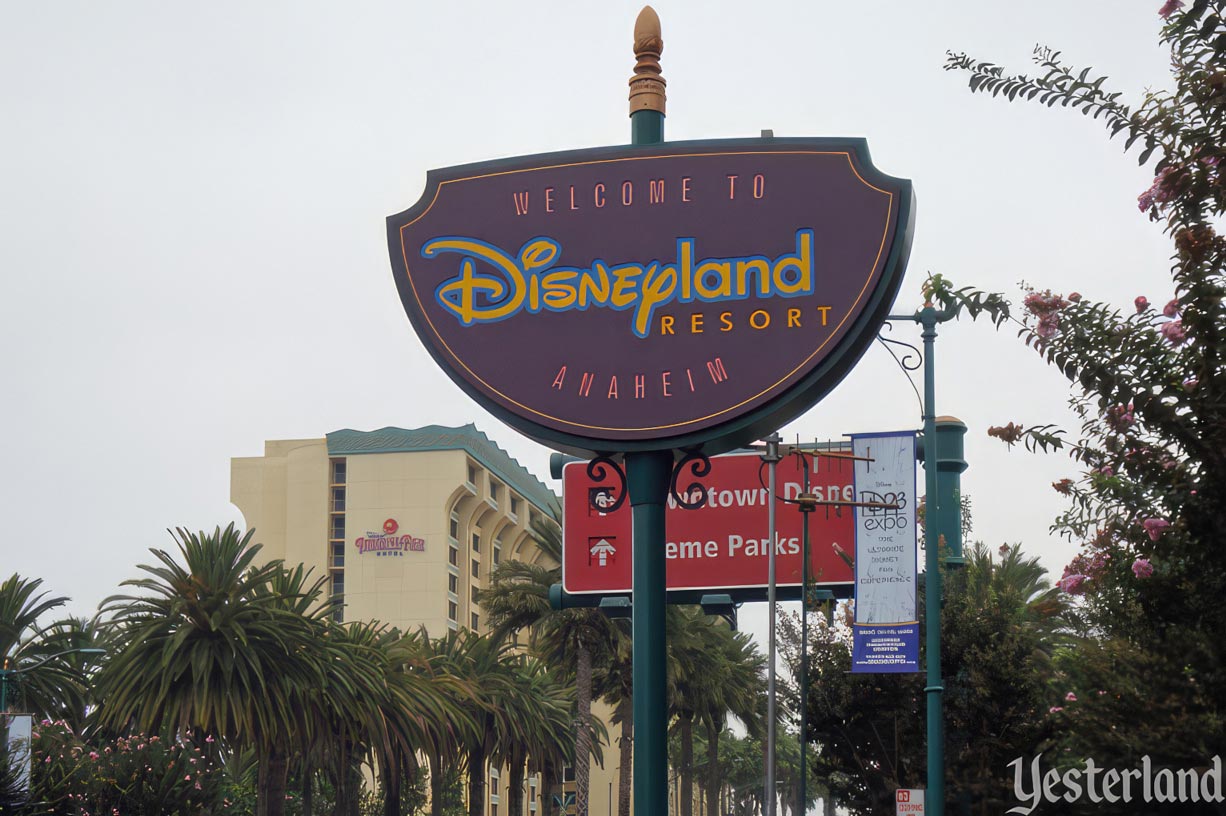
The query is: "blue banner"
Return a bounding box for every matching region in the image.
[851,623,920,673]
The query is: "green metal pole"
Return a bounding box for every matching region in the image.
[628,11,667,814]
[920,306,944,816]
[631,112,663,147]
[798,455,811,816]
[933,419,968,565]
[628,450,671,816]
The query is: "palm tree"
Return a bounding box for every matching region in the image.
[700,627,766,816]
[413,628,481,816]
[594,627,634,816]
[666,607,726,816]
[94,524,325,816]
[314,620,403,816]
[497,657,572,816]
[379,627,476,816]
[0,574,97,721]
[482,515,622,816]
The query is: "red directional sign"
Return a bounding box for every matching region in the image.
[562,451,856,594]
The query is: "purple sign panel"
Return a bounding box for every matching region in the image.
[388,138,913,454]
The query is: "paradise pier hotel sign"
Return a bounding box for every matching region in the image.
[389,139,914,456]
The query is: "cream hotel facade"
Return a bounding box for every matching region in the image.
[231,423,626,816]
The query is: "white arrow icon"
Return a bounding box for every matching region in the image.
[589,538,617,567]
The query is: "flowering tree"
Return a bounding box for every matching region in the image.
[29,721,223,815]
[940,0,1226,767]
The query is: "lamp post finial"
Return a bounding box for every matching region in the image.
[630,6,666,117]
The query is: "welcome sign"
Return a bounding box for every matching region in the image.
[388,138,914,455]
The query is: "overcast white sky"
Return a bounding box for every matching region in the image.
[2,2,1174,651]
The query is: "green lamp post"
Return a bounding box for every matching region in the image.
[626,9,670,816]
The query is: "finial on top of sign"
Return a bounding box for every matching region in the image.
[630,6,666,116]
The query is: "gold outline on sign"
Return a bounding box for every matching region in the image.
[398,150,895,434]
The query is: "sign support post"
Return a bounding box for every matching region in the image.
[763,433,782,816]
[921,306,945,816]
[628,10,668,816]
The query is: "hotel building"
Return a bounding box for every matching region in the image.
[230,423,626,816]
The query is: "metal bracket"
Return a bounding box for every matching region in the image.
[877,320,925,416]
[670,448,712,509]
[586,454,627,514]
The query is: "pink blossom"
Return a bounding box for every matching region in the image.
[1159,0,1186,17]
[1184,377,1199,392]
[1068,292,1082,303]
[89,751,99,760]
[185,774,192,781]
[1161,319,1187,345]
[1059,574,1089,595]
[1106,403,1135,432]
[1139,166,1182,214]
[1132,557,1155,578]
[1098,690,1108,696]
[1163,299,1180,317]
[1135,296,1150,313]
[205,735,215,743]
[1142,518,1171,540]
[1049,706,1064,714]
[1065,692,1078,702]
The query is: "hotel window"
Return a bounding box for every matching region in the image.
[471,532,480,553]
[510,496,521,518]
[449,513,459,541]
[493,540,502,565]
[328,458,346,624]
[471,586,480,605]
[449,546,459,567]
[330,573,344,623]
[490,772,499,797]
[471,559,480,579]
[467,463,477,487]
[448,601,458,622]
[489,480,501,504]
[449,574,458,594]
[471,612,480,630]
